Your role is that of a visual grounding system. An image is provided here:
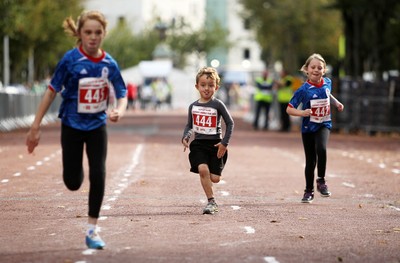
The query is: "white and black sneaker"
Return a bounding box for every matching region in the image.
[203,201,219,214]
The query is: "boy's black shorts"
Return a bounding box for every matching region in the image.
[188,139,228,176]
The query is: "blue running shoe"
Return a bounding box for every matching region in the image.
[86,229,105,249]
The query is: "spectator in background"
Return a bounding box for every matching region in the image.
[253,70,275,130]
[277,70,294,132]
[126,82,138,110]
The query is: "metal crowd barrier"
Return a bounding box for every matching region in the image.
[334,78,400,134]
[0,92,61,132]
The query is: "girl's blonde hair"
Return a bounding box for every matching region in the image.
[196,67,221,85]
[63,10,108,45]
[300,53,326,74]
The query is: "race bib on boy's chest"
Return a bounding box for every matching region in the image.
[310,97,331,123]
[78,77,109,113]
[192,105,218,135]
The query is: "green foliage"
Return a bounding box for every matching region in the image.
[103,18,158,69]
[333,0,400,78]
[241,0,400,78]
[240,0,342,75]
[0,0,82,84]
[102,16,230,70]
[0,1,229,84]
[166,18,230,68]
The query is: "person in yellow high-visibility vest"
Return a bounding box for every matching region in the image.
[253,70,275,130]
[277,71,294,132]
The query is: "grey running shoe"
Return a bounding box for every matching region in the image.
[316,178,331,197]
[301,191,314,203]
[203,201,219,214]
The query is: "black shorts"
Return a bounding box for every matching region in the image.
[188,139,228,176]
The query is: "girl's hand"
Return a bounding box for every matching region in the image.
[108,108,122,122]
[302,109,312,117]
[214,142,227,159]
[26,128,41,154]
[336,102,344,112]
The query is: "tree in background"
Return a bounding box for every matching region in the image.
[240,0,342,75]
[333,0,400,79]
[0,0,82,85]
[1,1,229,85]
[102,17,159,69]
[240,0,400,79]
[103,15,229,70]
[166,17,230,69]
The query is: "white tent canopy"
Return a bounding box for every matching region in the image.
[138,60,173,78]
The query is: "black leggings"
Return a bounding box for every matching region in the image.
[61,124,107,218]
[301,127,330,192]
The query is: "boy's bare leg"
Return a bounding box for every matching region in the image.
[198,164,213,199]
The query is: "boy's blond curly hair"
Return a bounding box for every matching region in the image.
[196,67,220,86]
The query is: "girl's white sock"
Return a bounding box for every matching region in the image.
[87,223,97,235]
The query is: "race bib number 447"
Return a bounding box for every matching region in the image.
[310,98,331,123]
[192,105,218,135]
[78,77,109,113]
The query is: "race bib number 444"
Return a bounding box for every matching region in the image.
[192,105,218,135]
[310,98,331,123]
[78,77,109,113]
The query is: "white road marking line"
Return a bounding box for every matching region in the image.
[102,205,111,210]
[13,172,21,177]
[1,179,9,183]
[388,205,400,212]
[220,191,229,196]
[36,161,43,166]
[231,205,241,210]
[342,182,355,188]
[82,249,96,255]
[27,166,35,170]
[328,173,339,178]
[264,256,280,263]
[392,169,400,174]
[378,163,386,169]
[244,226,255,234]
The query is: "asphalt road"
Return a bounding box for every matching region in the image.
[0,109,399,263]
